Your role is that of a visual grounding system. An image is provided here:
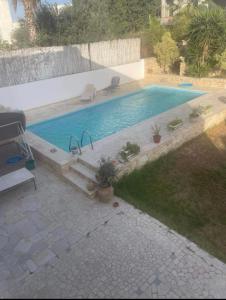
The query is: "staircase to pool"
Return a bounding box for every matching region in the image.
[63,158,98,198]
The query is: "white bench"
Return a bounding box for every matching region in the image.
[0,167,37,193]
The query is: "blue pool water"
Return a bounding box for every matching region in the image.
[28,85,204,152]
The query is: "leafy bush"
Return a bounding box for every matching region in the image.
[167,118,183,130]
[152,124,161,135]
[119,142,140,162]
[12,20,32,48]
[186,7,226,69]
[186,63,211,77]
[215,49,226,73]
[154,32,179,73]
[141,17,166,57]
[96,157,117,188]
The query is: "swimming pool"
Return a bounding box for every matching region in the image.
[28,85,204,152]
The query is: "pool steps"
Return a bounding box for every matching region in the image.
[63,159,98,198]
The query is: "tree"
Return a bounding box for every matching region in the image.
[142,17,166,57]
[215,50,226,73]
[154,32,179,72]
[12,0,39,42]
[186,8,226,67]
[12,20,31,48]
[170,6,196,42]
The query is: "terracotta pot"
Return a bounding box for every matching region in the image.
[86,180,96,192]
[97,186,114,203]
[153,134,161,144]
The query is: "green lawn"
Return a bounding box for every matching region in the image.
[114,123,226,263]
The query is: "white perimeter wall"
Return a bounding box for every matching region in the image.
[0,60,144,111]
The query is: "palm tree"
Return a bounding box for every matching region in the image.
[12,0,40,42]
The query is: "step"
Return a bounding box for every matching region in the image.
[78,157,98,172]
[70,163,98,183]
[63,171,96,198]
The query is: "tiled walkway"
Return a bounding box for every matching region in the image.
[1,163,226,298]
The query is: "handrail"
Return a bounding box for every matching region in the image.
[80,130,94,150]
[69,135,82,155]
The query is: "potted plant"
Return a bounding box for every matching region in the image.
[96,157,117,203]
[200,104,212,115]
[189,107,202,120]
[118,142,140,163]
[152,124,161,143]
[167,118,183,130]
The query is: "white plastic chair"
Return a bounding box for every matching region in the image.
[80,84,96,102]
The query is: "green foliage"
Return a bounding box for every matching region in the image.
[119,142,141,162]
[13,0,160,47]
[12,20,33,48]
[167,118,183,130]
[186,8,226,68]
[0,39,13,51]
[141,17,166,57]
[96,157,117,188]
[215,49,226,72]
[170,6,196,42]
[152,124,161,135]
[186,63,211,77]
[154,32,179,73]
[114,132,226,263]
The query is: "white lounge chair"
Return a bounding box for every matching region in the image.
[80,84,96,102]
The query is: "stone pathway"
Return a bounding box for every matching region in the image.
[1,163,226,298]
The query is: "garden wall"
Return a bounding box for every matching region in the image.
[0,60,144,111]
[0,38,140,88]
[144,57,226,89]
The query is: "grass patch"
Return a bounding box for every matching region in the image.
[114,123,226,263]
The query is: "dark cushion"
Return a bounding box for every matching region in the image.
[0,111,26,141]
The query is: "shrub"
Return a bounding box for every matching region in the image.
[186,7,226,69]
[215,49,226,73]
[141,17,166,57]
[12,20,32,48]
[167,118,183,130]
[96,157,117,188]
[119,142,140,162]
[154,32,179,73]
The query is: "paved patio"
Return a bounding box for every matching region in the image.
[1,163,226,298]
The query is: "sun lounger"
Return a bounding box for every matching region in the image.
[104,76,120,94]
[80,84,96,102]
[0,111,26,142]
[0,167,36,194]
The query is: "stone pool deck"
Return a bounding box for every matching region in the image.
[25,77,226,195]
[1,163,226,298]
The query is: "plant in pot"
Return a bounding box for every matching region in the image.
[200,104,212,115]
[189,106,202,120]
[152,124,161,143]
[96,157,117,203]
[118,142,140,163]
[167,118,183,130]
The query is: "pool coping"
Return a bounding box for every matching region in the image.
[26,86,226,178]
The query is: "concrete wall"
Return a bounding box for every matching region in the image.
[0,60,144,111]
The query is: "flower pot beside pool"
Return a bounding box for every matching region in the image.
[153,134,161,143]
[167,118,183,130]
[96,158,117,203]
[152,124,161,143]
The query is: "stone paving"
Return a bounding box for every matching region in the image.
[1,163,226,298]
